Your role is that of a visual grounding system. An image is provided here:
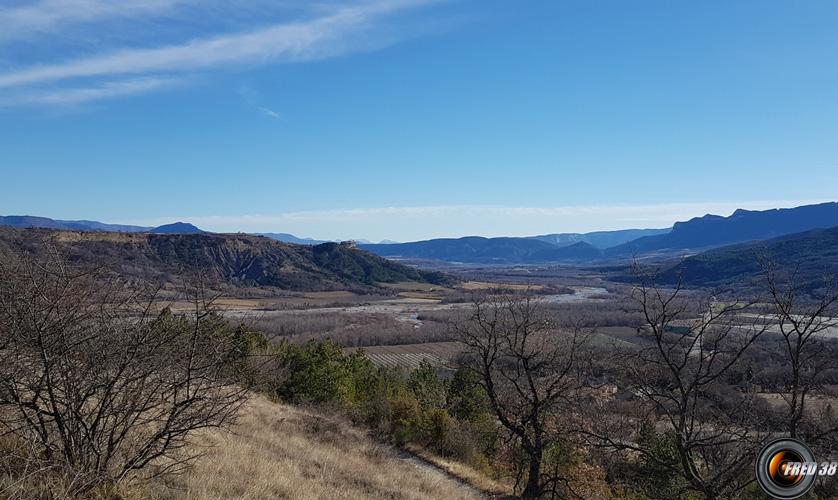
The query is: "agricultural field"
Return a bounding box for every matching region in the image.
[351,342,463,369]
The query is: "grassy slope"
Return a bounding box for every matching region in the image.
[147,396,482,500]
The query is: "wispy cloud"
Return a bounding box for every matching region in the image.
[127,199,832,242]
[0,0,192,40]
[257,107,280,119]
[0,77,185,107]
[0,0,441,107]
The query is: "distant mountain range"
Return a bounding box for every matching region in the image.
[530,228,669,249]
[361,202,838,264]
[0,228,452,292]
[0,215,152,233]
[605,202,838,257]
[0,215,204,235]
[360,237,603,264]
[0,217,400,245]
[258,233,332,245]
[4,202,838,266]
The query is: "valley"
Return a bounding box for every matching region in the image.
[6,5,838,496]
[3,205,838,499]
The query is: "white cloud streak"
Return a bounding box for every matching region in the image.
[0,77,184,106]
[257,106,280,118]
[126,199,831,242]
[0,0,436,89]
[0,0,191,40]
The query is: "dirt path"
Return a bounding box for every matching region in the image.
[396,450,489,499]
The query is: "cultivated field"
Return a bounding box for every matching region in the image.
[353,341,464,369]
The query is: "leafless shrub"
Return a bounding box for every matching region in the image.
[415,310,458,323]
[546,300,645,329]
[760,259,838,445]
[249,312,344,339]
[248,310,457,347]
[0,252,248,496]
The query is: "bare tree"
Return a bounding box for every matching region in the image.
[451,293,590,498]
[761,260,838,441]
[0,251,249,495]
[587,266,770,499]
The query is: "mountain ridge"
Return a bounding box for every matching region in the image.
[605,202,838,257]
[0,215,151,233]
[5,202,838,265]
[360,237,603,264]
[360,202,838,264]
[644,226,838,290]
[0,215,204,235]
[0,227,453,292]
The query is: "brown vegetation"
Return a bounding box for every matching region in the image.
[246,309,454,347]
[148,396,481,500]
[0,253,248,497]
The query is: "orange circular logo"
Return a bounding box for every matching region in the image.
[755,439,816,499]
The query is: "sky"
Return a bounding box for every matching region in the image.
[1,0,837,242]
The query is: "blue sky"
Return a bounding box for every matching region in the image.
[1,0,836,242]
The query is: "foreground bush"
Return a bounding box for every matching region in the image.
[0,255,249,496]
[271,340,499,472]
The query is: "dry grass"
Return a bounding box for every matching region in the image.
[147,396,482,500]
